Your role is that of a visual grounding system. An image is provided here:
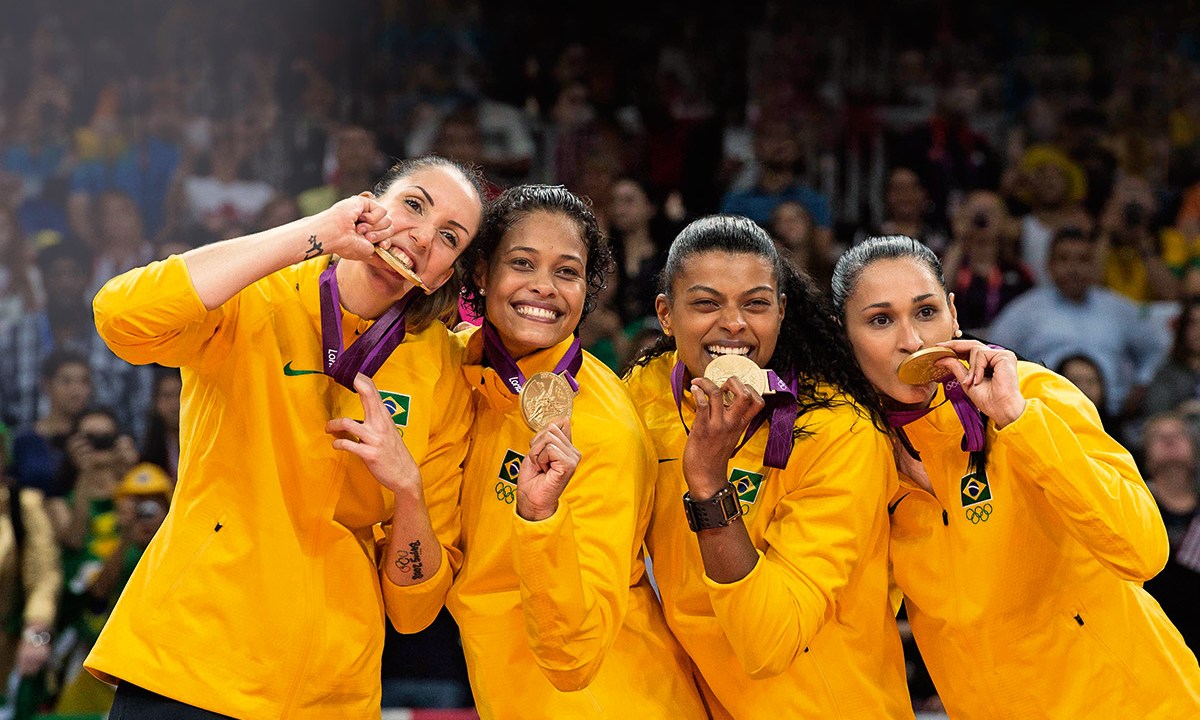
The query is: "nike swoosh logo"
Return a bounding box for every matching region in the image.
[887,493,911,515]
[283,361,323,377]
[658,458,679,464]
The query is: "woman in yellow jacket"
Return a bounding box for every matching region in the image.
[624,215,913,718]
[832,234,1200,718]
[85,157,486,718]
[376,185,706,719]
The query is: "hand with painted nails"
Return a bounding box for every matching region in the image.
[935,339,1026,428]
[516,418,580,521]
[683,375,765,497]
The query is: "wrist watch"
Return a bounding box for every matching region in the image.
[22,628,51,648]
[682,483,742,532]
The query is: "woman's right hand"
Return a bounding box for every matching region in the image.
[313,194,397,263]
[326,373,420,496]
[683,376,764,497]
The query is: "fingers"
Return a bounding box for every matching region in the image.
[690,377,762,424]
[353,373,386,426]
[325,417,364,437]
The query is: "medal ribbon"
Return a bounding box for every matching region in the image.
[480,321,583,394]
[670,359,800,469]
[318,263,413,390]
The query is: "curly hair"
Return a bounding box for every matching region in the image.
[459,184,613,323]
[372,155,487,331]
[630,214,887,434]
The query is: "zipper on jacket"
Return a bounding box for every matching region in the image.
[941,509,948,526]
[1074,614,1084,626]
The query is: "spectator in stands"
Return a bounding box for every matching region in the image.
[178,117,277,239]
[1014,145,1091,285]
[720,116,834,256]
[1056,353,1124,447]
[6,350,92,498]
[297,124,385,216]
[854,167,950,256]
[86,190,156,301]
[0,242,93,431]
[1139,412,1200,654]
[1099,176,1178,302]
[139,368,181,481]
[53,462,171,716]
[1144,297,1200,419]
[0,422,61,719]
[940,190,1034,333]
[989,227,1167,418]
[0,206,44,335]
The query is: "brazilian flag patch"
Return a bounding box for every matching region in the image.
[729,468,766,505]
[378,391,411,427]
[498,449,524,486]
[960,470,992,507]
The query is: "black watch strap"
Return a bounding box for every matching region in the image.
[683,483,742,532]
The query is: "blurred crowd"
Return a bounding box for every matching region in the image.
[1,0,1199,715]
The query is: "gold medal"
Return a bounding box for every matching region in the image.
[704,354,773,406]
[520,372,575,431]
[897,346,959,385]
[374,247,432,293]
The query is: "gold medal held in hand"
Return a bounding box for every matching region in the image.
[704,354,772,406]
[896,346,960,385]
[520,372,575,431]
[374,246,432,293]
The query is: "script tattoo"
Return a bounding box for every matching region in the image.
[395,540,424,580]
[303,234,323,259]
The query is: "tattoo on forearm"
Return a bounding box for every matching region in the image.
[395,540,424,580]
[303,235,323,259]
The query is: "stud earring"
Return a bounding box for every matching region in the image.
[954,329,963,338]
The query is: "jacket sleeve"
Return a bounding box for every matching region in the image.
[703,408,894,679]
[508,411,652,691]
[92,256,231,369]
[18,489,61,626]
[380,338,471,633]
[992,367,1168,581]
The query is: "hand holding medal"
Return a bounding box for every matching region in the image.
[515,417,581,521]
[520,372,575,431]
[932,340,1026,428]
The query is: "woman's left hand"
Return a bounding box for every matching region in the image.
[516,418,581,522]
[936,340,1026,429]
[326,373,420,495]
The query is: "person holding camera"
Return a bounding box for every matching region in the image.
[1099,176,1180,302]
[44,408,137,553]
[940,190,1035,334]
[53,463,172,715]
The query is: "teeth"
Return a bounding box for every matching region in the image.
[707,345,750,356]
[516,305,558,321]
[388,249,414,269]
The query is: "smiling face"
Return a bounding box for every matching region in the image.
[656,251,784,380]
[842,257,958,407]
[479,211,589,359]
[355,165,482,304]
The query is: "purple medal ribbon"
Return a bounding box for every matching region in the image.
[671,359,799,469]
[480,321,583,394]
[318,263,413,390]
[887,379,985,453]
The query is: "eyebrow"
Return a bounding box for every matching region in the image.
[862,293,936,311]
[686,284,775,296]
[507,246,585,264]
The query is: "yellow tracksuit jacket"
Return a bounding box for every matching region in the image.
[384,331,706,719]
[85,256,473,719]
[891,361,1200,718]
[624,352,913,719]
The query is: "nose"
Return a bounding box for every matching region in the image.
[896,318,924,354]
[528,267,558,298]
[410,221,435,251]
[718,305,747,334]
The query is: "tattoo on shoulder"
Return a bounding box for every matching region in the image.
[303,235,323,259]
[395,540,424,580]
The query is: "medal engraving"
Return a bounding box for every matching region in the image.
[704,354,772,406]
[520,372,575,431]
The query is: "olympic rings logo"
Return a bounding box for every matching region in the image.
[964,503,993,524]
[494,481,516,504]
